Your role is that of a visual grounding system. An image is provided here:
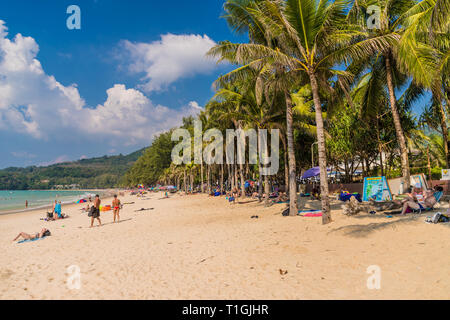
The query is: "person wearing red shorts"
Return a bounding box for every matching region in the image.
[112,195,121,223]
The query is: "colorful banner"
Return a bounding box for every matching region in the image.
[363,177,392,202]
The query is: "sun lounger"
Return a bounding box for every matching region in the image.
[412,191,444,214]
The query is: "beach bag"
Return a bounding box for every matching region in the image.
[88,206,95,217]
[431,212,449,224]
[47,212,53,219]
[282,208,290,216]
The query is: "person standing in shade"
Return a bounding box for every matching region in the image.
[90,194,102,227]
[25,200,28,208]
[112,195,121,223]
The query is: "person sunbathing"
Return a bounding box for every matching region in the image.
[13,228,50,242]
[274,192,288,203]
[400,189,437,215]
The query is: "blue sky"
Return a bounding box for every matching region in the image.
[0,0,430,169]
[0,0,242,168]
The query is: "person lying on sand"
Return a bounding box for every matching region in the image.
[13,228,50,242]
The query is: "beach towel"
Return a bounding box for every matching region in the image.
[339,192,362,202]
[17,237,46,244]
[298,209,322,217]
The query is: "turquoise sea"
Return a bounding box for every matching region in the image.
[0,190,97,214]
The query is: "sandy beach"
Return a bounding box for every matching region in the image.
[0,192,449,300]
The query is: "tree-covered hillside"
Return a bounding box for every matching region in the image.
[0,148,146,190]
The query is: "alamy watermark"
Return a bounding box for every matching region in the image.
[366,265,381,290]
[171,120,279,175]
[66,265,81,290]
[367,5,381,30]
[67,5,81,30]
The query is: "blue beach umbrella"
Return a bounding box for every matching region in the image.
[301,167,331,179]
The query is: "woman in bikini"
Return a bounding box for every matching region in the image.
[13,228,50,242]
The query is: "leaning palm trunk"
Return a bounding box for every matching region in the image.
[285,93,298,215]
[385,54,411,188]
[309,72,331,224]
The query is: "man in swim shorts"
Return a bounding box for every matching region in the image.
[112,195,121,223]
[90,195,102,227]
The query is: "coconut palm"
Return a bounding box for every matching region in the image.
[209,0,396,223]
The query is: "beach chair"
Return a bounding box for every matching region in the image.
[412,191,444,214]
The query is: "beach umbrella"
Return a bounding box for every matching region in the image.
[301,167,331,179]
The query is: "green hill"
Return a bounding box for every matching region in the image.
[0,148,146,190]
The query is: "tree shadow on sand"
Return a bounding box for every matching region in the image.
[328,215,421,238]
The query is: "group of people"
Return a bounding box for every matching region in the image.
[13,194,122,242]
[395,183,441,215]
[369,183,443,215]
[87,194,122,227]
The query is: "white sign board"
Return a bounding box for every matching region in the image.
[442,169,450,180]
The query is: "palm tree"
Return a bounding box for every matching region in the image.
[209,0,395,223]
[398,0,450,165]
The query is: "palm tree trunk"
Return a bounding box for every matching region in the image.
[227,164,232,191]
[220,163,224,194]
[200,162,204,193]
[264,172,270,206]
[385,54,410,188]
[309,71,331,224]
[280,132,289,195]
[258,170,263,202]
[234,162,239,193]
[376,118,384,176]
[184,169,187,194]
[235,122,246,198]
[427,146,432,184]
[437,102,450,168]
[285,92,298,216]
[207,165,211,194]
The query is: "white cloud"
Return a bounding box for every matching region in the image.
[38,155,71,167]
[122,34,217,92]
[188,101,204,111]
[0,21,203,147]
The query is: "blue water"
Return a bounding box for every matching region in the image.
[0,190,96,214]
